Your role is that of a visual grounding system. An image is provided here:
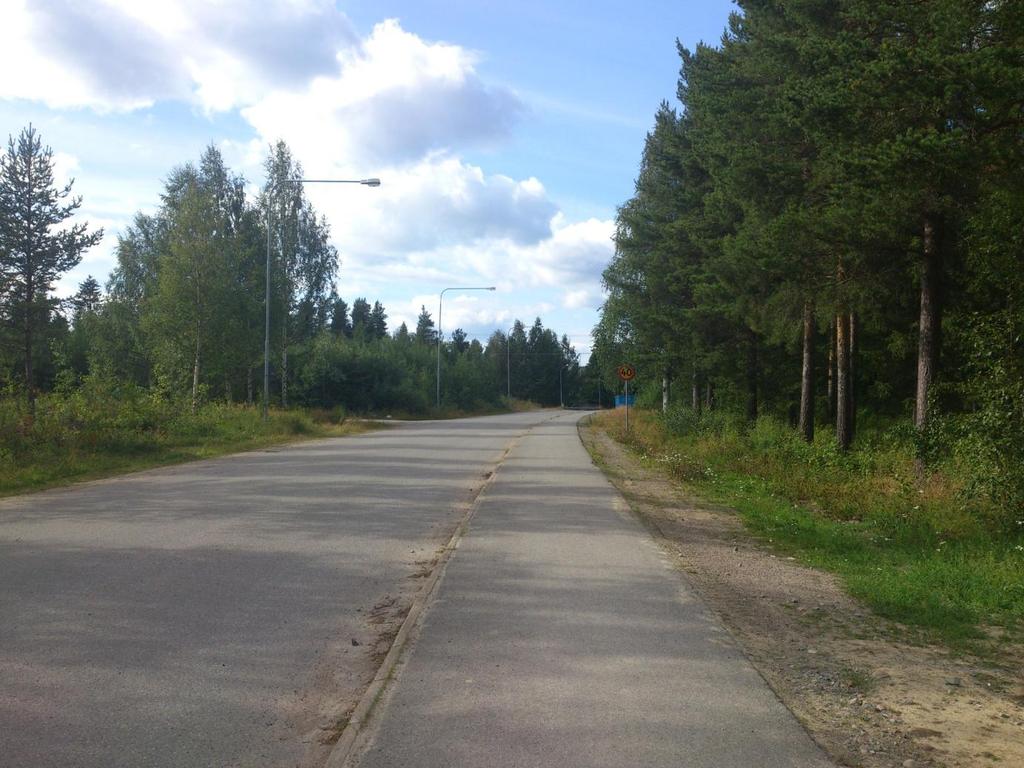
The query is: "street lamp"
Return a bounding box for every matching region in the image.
[436,286,496,409]
[264,177,381,419]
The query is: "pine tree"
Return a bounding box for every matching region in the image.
[0,125,102,412]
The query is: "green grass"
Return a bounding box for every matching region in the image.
[0,383,378,497]
[594,409,1024,644]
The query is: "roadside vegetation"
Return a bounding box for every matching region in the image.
[588,3,1023,645]
[0,126,595,493]
[592,2,1023,505]
[0,375,380,496]
[594,409,1024,645]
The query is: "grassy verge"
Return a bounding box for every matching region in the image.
[0,386,379,497]
[592,408,1024,645]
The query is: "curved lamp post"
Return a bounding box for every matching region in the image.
[264,177,380,419]
[436,286,495,409]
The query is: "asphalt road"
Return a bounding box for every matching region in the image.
[0,411,558,768]
[351,412,833,768]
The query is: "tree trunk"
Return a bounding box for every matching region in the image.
[705,381,714,411]
[847,312,857,442]
[799,300,815,442]
[247,366,254,406]
[662,370,671,413]
[692,371,701,415]
[826,319,835,421]
[281,347,288,409]
[23,276,35,415]
[23,156,36,417]
[745,331,759,422]
[191,330,201,415]
[915,216,941,433]
[836,313,851,451]
[281,308,289,409]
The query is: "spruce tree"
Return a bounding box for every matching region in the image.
[415,306,436,345]
[369,300,388,339]
[351,297,371,338]
[71,275,102,317]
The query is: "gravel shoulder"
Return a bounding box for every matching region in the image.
[580,420,1024,768]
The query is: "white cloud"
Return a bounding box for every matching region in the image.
[563,289,591,309]
[307,155,556,257]
[241,19,524,166]
[465,215,614,292]
[0,0,355,112]
[7,3,610,350]
[51,152,80,186]
[334,207,614,321]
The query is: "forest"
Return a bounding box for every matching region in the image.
[593,0,1024,533]
[0,129,587,489]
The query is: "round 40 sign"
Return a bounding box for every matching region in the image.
[617,364,636,382]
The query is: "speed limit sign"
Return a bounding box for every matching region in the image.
[616,364,636,431]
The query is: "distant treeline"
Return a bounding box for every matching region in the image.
[593,1,1023,498]
[0,129,586,416]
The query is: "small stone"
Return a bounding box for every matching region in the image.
[944,677,962,687]
[351,638,361,646]
[902,760,917,768]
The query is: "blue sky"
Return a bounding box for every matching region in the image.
[0,0,736,359]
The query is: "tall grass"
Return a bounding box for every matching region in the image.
[0,377,359,496]
[595,407,1024,643]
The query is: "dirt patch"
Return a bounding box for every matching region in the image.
[366,593,413,666]
[581,422,1024,768]
[292,454,507,768]
[287,586,425,766]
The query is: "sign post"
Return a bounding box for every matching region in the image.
[616,364,636,432]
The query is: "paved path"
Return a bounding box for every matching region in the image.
[352,412,833,768]
[0,412,558,768]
